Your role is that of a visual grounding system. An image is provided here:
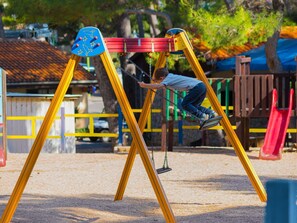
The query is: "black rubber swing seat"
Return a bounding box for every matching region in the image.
[156,167,172,174]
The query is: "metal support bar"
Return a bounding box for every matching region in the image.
[101,51,175,222]
[178,32,267,202]
[0,55,81,223]
[104,38,175,53]
[114,52,167,200]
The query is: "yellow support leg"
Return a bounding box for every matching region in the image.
[100,51,175,222]
[0,55,81,223]
[177,32,267,202]
[115,52,167,201]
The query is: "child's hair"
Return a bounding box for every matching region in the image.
[154,67,169,80]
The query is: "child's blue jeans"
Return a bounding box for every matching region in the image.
[181,82,212,118]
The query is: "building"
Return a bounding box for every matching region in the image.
[0,38,97,94]
[0,39,97,153]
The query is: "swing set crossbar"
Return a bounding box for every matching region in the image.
[104,37,176,53]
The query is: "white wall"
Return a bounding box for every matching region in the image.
[6,96,75,153]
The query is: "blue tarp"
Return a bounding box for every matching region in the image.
[216,39,297,72]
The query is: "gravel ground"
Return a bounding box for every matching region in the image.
[0,147,296,223]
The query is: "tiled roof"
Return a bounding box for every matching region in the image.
[0,39,96,84]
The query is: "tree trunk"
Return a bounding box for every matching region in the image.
[0,4,4,39]
[92,56,118,149]
[149,3,160,37]
[265,31,283,73]
[137,14,144,38]
[0,16,5,38]
[117,13,137,108]
[223,0,233,11]
[265,0,284,73]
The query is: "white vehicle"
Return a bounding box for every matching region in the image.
[89,117,111,142]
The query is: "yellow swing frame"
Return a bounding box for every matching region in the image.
[0,27,266,223]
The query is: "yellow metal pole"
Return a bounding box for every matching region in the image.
[100,52,175,222]
[177,32,267,202]
[0,54,81,223]
[114,52,167,201]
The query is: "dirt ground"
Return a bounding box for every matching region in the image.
[0,147,296,223]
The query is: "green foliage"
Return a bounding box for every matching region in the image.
[167,1,282,49]
[159,1,284,72]
[3,0,288,74]
[2,15,17,27]
[6,0,120,26]
[144,52,191,73]
[182,5,281,50]
[5,0,154,42]
[283,13,297,26]
[75,127,89,133]
[6,0,152,26]
[248,11,282,44]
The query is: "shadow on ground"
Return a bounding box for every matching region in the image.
[0,193,264,223]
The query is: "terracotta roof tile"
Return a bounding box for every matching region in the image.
[0,39,96,84]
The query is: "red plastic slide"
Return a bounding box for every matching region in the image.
[0,148,5,167]
[0,123,6,167]
[259,89,294,160]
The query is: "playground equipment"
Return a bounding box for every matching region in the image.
[0,27,266,223]
[259,89,294,160]
[234,56,274,150]
[233,56,297,151]
[0,68,6,167]
[0,123,5,167]
[265,179,297,223]
[0,145,5,167]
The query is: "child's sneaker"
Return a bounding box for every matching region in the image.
[209,111,217,119]
[199,113,210,126]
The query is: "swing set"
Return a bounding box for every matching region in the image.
[1,27,267,223]
[123,56,217,173]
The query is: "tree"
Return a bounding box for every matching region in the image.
[264,0,284,73]
[162,0,284,73]
[0,3,4,38]
[227,0,285,72]
[228,0,284,72]
[92,4,133,147]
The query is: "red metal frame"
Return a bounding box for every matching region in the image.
[104,38,176,53]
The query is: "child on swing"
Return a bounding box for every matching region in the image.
[138,67,217,125]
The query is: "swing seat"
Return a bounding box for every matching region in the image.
[157,167,172,174]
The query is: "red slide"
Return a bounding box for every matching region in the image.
[0,123,6,167]
[259,89,294,160]
[0,148,5,167]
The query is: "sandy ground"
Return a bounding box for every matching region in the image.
[0,147,297,223]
